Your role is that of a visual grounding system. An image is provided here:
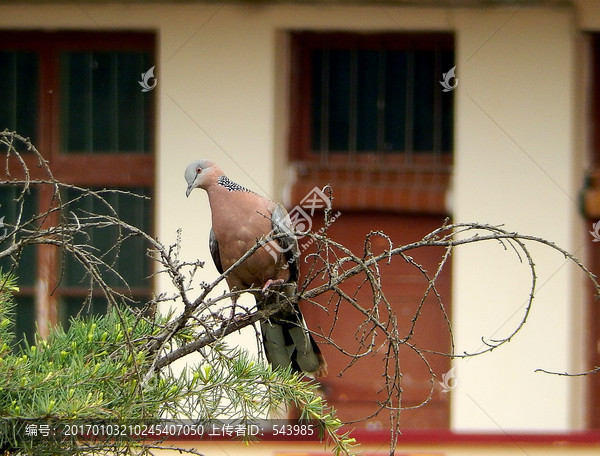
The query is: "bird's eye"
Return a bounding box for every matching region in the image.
[196,167,202,174]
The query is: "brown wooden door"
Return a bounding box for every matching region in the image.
[299,211,451,429]
[583,33,600,429]
[287,31,455,430]
[588,236,600,428]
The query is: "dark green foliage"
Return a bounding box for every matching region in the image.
[0,273,356,456]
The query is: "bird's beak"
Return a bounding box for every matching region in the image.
[186,173,202,197]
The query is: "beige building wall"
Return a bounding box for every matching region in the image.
[0,1,597,442]
[452,6,582,431]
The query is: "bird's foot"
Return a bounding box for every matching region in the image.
[213,303,245,324]
[228,304,237,320]
[261,278,285,295]
[226,304,247,323]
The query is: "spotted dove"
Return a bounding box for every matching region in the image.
[184,159,327,377]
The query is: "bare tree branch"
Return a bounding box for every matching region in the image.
[1,130,599,455]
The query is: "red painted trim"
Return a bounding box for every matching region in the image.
[161,428,600,446]
[351,429,600,446]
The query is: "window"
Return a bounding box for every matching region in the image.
[289,32,453,214]
[0,31,155,347]
[291,32,453,163]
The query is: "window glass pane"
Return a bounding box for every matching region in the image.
[116,52,153,152]
[61,187,152,290]
[356,51,379,152]
[412,51,436,152]
[0,186,37,351]
[59,296,147,331]
[0,52,38,150]
[13,295,35,350]
[0,244,36,290]
[384,50,408,152]
[60,51,153,154]
[60,296,106,326]
[440,49,454,154]
[0,186,38,288]
[60,296,108,325]
[328,50,351,152]
[311,49,325,152]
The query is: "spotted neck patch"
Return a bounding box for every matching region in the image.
[217,175,252,193]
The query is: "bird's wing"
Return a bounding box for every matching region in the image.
[259,213,328,376]
[209,227,224,274]
[270,203,300,282]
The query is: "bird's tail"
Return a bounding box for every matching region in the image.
[260,284,327,377]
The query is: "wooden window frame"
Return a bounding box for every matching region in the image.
[288,31,453,214]
[0,30,155,338]
[0,31,155,187]
[289,32,453,166]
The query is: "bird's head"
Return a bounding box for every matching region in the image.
[184,159,218,197]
